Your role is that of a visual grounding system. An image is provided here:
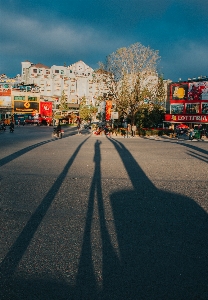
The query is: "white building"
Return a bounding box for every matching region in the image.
[21,60,112,114]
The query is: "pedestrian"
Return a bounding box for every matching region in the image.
[132,124,136,137]
[17,119,20,127]
[9,121,14,132]
[55,122,62,137]
[127,123,131,138]
[76,117,81,134]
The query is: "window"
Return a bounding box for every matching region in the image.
[202,103,208,114]
[33,69,37,73]
[28,96,37,101]
[46,70,50,74]
[171,104,184,114]
[14,96,25,100]
[61,70,64,74]
[55,70,59,73]
[185,103,200,114]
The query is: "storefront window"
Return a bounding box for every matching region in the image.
[185,103,200,114]
[170,104,184,114]
[14,96,25,100]
[28,96,37,101]
[202,103,208,114]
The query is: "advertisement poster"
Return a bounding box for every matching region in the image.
[188,81,208,101]
[171,84,188,100]
[40,102,52,116]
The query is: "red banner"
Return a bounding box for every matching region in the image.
[164,114,208,123]
[40,102,52,116]
[105,100,112,121]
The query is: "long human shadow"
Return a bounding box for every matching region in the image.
[187,150,208,163]
[0,137,89,287]
[75,140,121,299]
[106,138,208,300]
[0,130,86,168]
[162,138,208,156]
[157,138,208,163]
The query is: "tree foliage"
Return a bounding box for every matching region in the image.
[59,90,68,111]
[104,42,160,81]
[100,42,166,127]
[79,97,98,121]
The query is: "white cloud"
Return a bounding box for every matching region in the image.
[0,9,126,59]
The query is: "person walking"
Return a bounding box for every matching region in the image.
[9,121,14,132]
[127,123,131,138]
[76,117,81,134]
[132,124,136,137]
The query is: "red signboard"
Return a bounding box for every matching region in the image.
[164,114,208,123]
[105,100,112,121]
[40,102,52,116]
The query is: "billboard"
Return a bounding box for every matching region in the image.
[0,96,12,108]
[40,102,53,116]
[188,81,208,101]
[14,101,39,113]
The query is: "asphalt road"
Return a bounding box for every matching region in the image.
[0,125,208,300]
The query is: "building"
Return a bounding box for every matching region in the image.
[164,78,208,128]
[21,60,114,116]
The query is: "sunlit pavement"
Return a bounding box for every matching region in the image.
[0,126,208,299]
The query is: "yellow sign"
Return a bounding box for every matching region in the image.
[173,87,185,99]
[24,102,30,108]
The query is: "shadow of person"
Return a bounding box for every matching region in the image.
[106,138,208,300]
[75,140,121,299]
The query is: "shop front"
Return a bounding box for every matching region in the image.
[164,79,208,137]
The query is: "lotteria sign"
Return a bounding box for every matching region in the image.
[165,114,208,123]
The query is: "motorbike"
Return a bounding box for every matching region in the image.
[9,126,14,133]
[0,124,6,132]
[52,128,64,138]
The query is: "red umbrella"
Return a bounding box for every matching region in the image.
[176,124,189,129]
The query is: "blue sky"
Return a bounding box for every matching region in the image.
[1,0,208,82]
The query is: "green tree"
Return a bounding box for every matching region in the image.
[59,90,68,111]
[101,43,160,124]
[79,96,98,121]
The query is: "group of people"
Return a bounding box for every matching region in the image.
[93,123,137,137]
[0,121,14,132]
[127,124,137,137]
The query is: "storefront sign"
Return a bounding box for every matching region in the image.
[111,111,118,119]
[165,114,208,123]
[14,101,39,113]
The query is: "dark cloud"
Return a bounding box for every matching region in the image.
[0,1,208,81]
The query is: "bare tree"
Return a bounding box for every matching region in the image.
[104,43,160,81]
